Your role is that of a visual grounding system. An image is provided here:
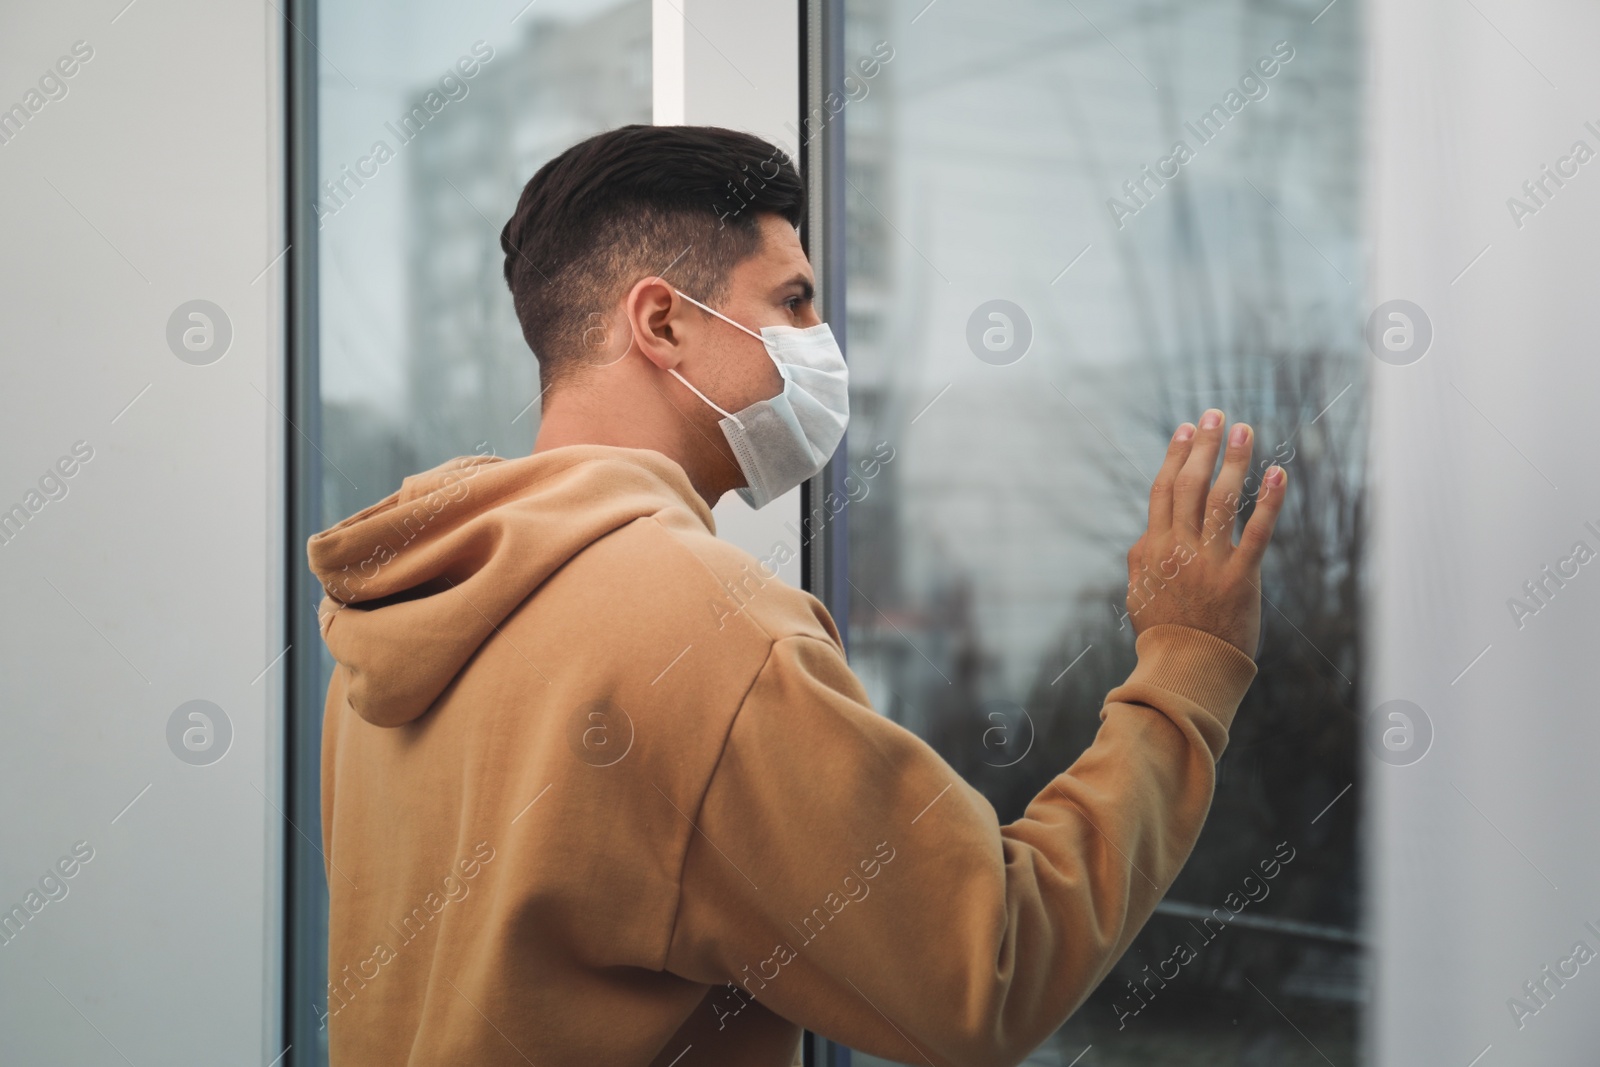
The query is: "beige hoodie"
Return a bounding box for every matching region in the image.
[308,444,1257,1067]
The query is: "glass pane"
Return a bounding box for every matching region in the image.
[306,1,650,1061]
[840,0,1366,1063]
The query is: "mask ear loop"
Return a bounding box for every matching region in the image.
[667,364,742,427]
[620,287,745,428]
[621,310,738,422]
[673,288,768,343]
[667,288,776,429]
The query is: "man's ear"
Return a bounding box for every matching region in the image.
[625,276,691,372]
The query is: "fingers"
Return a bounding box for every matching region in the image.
[1147,423,1196,534]
[1236,464,1288,571]
[1172,408,1226,542]
[1200,420,1254,556]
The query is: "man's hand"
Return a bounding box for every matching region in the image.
[1126,408,1288,658]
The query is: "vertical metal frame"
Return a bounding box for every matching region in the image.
[801,0,851,660]
[284,0,326,1062]
[801,11,855,1066]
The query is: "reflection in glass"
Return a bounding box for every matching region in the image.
[309,2,648,1062]
[841,1,1366,1063]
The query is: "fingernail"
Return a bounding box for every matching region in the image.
[1265,465,1284,487]
[1201,409,1222,430]
[1175,423,1195,442]
[1229,423,1248,447]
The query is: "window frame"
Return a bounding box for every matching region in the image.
[283,0,326,1064]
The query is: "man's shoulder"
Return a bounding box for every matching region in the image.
[578,505,844,653]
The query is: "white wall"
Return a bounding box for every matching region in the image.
[0,2,283,1063]
[653,0,804,586]
[1367,0,1600,1062]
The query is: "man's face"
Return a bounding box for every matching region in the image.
[685,212,819,415]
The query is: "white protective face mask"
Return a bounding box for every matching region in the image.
[667,288,850,510]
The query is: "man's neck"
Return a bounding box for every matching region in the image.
[532,408,725,512]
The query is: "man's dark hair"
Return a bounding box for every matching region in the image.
[499,124,806,394]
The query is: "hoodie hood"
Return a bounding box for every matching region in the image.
[306,445,715,728]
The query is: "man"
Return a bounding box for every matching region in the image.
[308,124,1286,1066]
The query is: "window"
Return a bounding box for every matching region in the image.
[838,1,1367,1062]
[291,3,1364,1060]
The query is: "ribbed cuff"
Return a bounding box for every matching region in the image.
[1110,623,1259,733]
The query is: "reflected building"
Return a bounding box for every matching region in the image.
[403,0,652,470]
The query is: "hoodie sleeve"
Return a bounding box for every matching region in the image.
[662,623,1257,1067]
